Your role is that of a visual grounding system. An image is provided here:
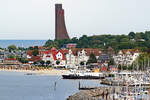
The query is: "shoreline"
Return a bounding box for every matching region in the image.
[0,69,69,76]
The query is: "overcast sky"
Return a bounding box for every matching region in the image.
[0,0,150,40]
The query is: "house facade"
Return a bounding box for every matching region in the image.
[113,49,140,66]
[66,48,101,68]
[26,47,102,68]
[27,48,67,67]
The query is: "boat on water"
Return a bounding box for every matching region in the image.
[25,73,36,75]
[62,69,104,79]
[101,71,150,86]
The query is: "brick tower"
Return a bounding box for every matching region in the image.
[55,4,70,40]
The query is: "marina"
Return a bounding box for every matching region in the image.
[66,70,150,100]
[101,71,150,87]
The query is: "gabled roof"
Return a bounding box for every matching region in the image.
[28,56,42,62]
[51,50,57,60]
[119,49,140,55]
[71,48,101,56]
[27,50,32,56]
[51,50,66,60]
[57,50,66,60]
[61,49,69,54]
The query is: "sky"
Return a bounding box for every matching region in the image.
[0,0,150,40]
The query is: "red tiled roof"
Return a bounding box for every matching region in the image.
[120,49,140,55]
[57,50,66,60]
[4,58,17,61]
[38,46,46,50]
[71,48,101,56]
[51,50,57,60]
[61,49,69,54]
[28,56,42,62]
[40,49,66,60]
[27,50,32,56]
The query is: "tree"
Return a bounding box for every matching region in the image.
[33,62,37,65]
[87,53,97,64]
[43,31,150,52]
[56,60,60,65]
[118,64,121,70]
[28,46,34,50]
[32,50,39,56]
[71,37,78,43]
[122,66,127,70]
[136,52,149,71]
[108,58,114,66]
[34,46,39,50]
[128,32,135,39]
[18,47,25,51]
[80,61,84,66]
[128,65,134,70]
[46,60,51,66]
[40,60,45,66]
[17,58,28,63]
[8,45,17,52]
[8,55,16,59]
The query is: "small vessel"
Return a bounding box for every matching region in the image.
[25,73,35,75]
[62,69,104,79]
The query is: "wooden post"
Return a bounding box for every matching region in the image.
[54,81,57,91]
[78,81,80,90]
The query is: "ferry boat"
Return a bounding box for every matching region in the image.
[62,69,104,79]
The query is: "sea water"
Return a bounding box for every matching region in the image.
[0,40,47,48]
[0,71,101,100]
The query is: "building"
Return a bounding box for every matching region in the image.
[55,4,70,40]
[97,53,110,63]
[113,49,140,66]
[63,43,77,49]
[97,53,110,68]
[52,50,66,67]
[27,48,67,67]
[104,47,115,57]
[66,48,101,68]
[0,58,22,68]
[28,56,42,64]
[3,58,20,64]
[42,49,66,67]
[0,50,4,63]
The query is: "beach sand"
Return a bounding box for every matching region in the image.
[0,69,69,76]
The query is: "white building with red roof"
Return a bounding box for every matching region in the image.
[41,48,67,67]
[27,47,67,67]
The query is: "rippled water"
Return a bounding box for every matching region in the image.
[0,71,101,100]
[0,40,46,48]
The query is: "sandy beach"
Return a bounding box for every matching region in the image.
[0,68,69,76]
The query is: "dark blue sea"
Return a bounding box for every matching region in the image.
[0,71,101,100]
[0,40,47,48]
